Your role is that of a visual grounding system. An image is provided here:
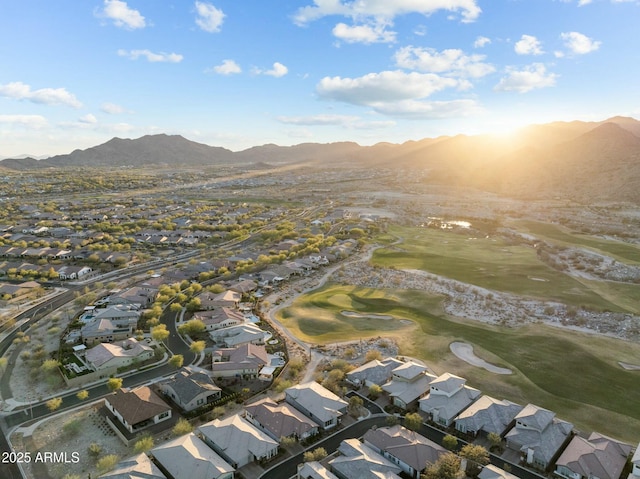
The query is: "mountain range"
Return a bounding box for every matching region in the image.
[2,116,639,203]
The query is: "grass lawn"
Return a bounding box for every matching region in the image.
[372,225,638,314]
[277,282,640,443]
[511,220,640,264]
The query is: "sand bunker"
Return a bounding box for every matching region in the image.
[341,310,394,320]
[450,342,512,375]
[619,362,640,370]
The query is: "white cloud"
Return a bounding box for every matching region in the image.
[254,62,289,77]
[277,114,360,126]
[515,34,544,55]
[99,0,146,29]
[293,0,482,25]
[101,102,126,114]
[394,46,494,78]
[79,114,98,124]
[560,31,601,54]
[0,114,48,129]
[332,21,396,44]
[494,63,558,93]
[371,98,481,119]
[0,81,82,108]
[118,49,183,63]
[277,114,396,130]
[195,1,225,33]
[211,59,242,75]
[474,36,491,48]
[316,70,468,115]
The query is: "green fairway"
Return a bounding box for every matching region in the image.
[277,283,640,442]
[371,225,638,313]
[512,220,640,263]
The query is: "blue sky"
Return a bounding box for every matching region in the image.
[1,0,638,157]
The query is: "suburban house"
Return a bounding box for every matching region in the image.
[418,372,481,426]
[554,432,632,479]
[244,397,320,441]
[105,386,172,435]
[151,433,235,479]
[84,338,154,374]
[346,357,405,388]
[98,452,167,479]
[454,395,524,437]
[630,442,640,479]
[198,414,279,468]
[478,464,519,479]
[362,425,447,479]
[81,305,140,345]
[211,343,269,379]
[210,290,242,308]
[328,438,402,479]
[228,279,258,295]
[504,403,574,470]
[57,265,93,280]
[381,361,437,410]
[297,461,338,479]
[111,286,158,308]
[194,307,246,331]
[285,381,348,430]
[159,367,222,412]
[209,323,268,348]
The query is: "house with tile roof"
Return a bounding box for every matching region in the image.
[478,464,519,479]
[554,432,632,479]
[211,343,269,379]
[504,403,574,470]
[244,397,320,441]
[454,395,523,438]
[285,381,348,430]
[297,461,338,479]
[105,386,172,434]
[85,338,154,374]
[328,438,402,479]
[418,372,481,426]
[198,414,278,468]
[98,452,167,479]
[346,357,404,388]
[381,361,437,410]
[194,307,246,331]
[159,366,221,412]
[362,425,447,479]
[209,323,268,348]
[151,433,234,479]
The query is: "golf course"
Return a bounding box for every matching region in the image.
[276,223,640,443]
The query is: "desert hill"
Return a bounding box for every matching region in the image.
[1,116,639,203]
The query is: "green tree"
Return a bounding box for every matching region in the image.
[421,452,463,479]
[303,447,327,462]
[169,302,183,313]
[178,319,206,336]
[169,354,184,369]
[41,358,60,373]
[46,397,62,411]
[459,444,489,476]
[403,412,423,432]
[133,434,154,453]
[442,434,458,451]
[487,432,502,451]
[107,377,123,392]
[172,418,194,436]
[151,324,170,343]
[368,384,382,399]
[189,340,206,354]
[96,454,119,473]
[348,395,364,417]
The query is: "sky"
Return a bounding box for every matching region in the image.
[1,0,639,157]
